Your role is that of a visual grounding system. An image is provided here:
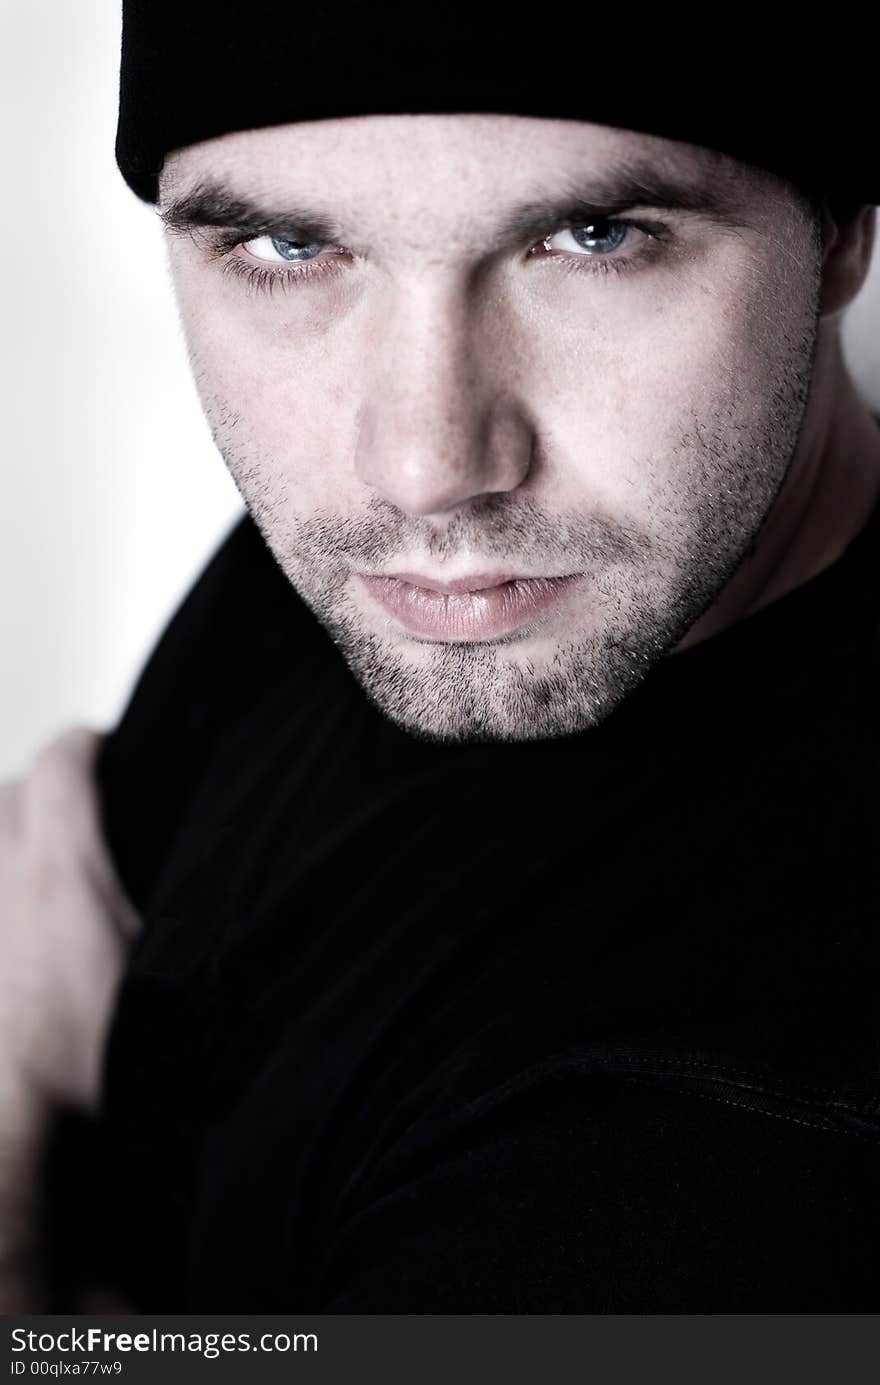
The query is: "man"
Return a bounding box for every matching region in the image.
[2,6,879,1310]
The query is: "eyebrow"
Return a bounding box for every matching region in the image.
[159,157,756,248]
[160,185,346,245]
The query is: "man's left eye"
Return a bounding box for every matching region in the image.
[542,219,635,257]
[242,236,328,263]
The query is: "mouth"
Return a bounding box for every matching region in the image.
[375,569,553,594]
[355,571,585,642]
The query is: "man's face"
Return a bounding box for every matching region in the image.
[160,114,821,743]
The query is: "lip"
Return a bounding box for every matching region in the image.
[356,571,584,641]
[380,570,532,595]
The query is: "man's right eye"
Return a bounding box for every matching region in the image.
[241,236,329,263]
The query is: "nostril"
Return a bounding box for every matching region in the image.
[353,395,536,517]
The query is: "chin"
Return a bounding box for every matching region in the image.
[343,645,636,745]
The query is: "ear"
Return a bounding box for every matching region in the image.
[819,203,877,317]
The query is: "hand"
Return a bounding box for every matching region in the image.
[0,726,140,1117]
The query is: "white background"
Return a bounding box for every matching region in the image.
[1,1,878,777]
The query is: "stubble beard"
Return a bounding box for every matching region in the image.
[199,285,820,746]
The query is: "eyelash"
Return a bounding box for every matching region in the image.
[219,250,348,297]
[212,217,667,298]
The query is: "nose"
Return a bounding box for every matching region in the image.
[353,288,535,517]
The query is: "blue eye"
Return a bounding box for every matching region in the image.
[545,218,632,257]
[243,236,327,263]
[569,220,629,253]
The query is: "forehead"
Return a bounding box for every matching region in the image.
[159,112,772,233]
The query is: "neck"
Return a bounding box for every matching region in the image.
[676,325,880,653]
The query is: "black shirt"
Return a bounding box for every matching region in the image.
[82,499,880,1311]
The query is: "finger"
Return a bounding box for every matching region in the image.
[20,726,142,940]
[22,726,103,856]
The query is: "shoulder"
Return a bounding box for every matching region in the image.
[94,512,317,912]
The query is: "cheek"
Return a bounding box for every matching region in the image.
[178,291,366,510]
[171,237,813,528]
[522,259,809,515]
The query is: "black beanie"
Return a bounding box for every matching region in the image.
[116,3,879,211]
